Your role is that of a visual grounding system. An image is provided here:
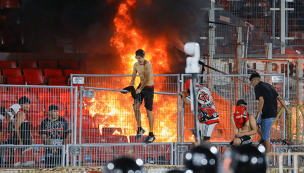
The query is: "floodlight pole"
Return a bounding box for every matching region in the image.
[185,42,201,145]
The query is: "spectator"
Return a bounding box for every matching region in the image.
[15,96,33,145]
[40,104,71,168]
[250,72,292,153]
[1,104,21,168]
[0,107,7,143]
[230,99,257,147]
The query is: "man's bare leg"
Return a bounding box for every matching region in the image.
[133,102,141,128]
[264,140,271,153]
[147,110,154,132]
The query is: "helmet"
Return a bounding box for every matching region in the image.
[104,157,144,173]
[222,145,267,173]
[184,144,218,173]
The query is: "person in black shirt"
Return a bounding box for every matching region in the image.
[250,72,291,153]
[40,104,71,168]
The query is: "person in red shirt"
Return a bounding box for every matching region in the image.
[180,79,219,144]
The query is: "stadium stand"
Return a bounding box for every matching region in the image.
[0,60,16,69]
[23,69,44,85]
[18,60,38,69]
[2,68,22,83]
[60,61,79,69]
[44,69,63,84]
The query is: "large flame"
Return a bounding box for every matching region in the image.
[86,0,178,143]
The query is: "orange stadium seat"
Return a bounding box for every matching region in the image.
[29,103,45,117]
[0,92,17,102]
[23,69,44,85]
[2,68,22,83]
[0,70,2,84]
[39,61,58,69]
[38,92,58,103]
[7,76,25,85]
[48,77,66,86]
[18,61,37,69]
[44,69,63,84]
[59,61,79,69]
[0,60,16,69]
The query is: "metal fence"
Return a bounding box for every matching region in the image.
[0,144,65,168]
[70,74,180,144]
[181,73,286,143]
[0,85,78,145]
[67,143,174,167]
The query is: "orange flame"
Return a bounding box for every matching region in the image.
[113,130,121,135]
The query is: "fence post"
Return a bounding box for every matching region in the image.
[296,105,300,145]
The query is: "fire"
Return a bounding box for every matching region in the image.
[113,130,121,135]
[83,0,182,143]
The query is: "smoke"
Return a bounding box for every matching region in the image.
[18,0,209,74]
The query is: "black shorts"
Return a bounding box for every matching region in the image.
[230,135,252,146]
[134,85,154,111]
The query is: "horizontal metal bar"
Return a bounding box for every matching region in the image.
[242,58,289,62]
[0,85,77,89]
[68,142,174,147]
[270,8,294,11]
[182,73,284,77]
[271,37,294,40]
[84,87,180,96]
[0,144,65,147]
[71,74,179,77]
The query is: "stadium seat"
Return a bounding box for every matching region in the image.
[39,61,58,69]
[7,76,25,85]
[0,60,16,69]
[1,0,19,9]
[23,69,44,85]
[59,61,79,69]
[44,69,63,84]
[29,103,45,118]
[0,15,8,29]
[2,68,22,83]
[38,92,58,103]
[18,61,37,69]
[0,92,17,102]
[48,77,67,87]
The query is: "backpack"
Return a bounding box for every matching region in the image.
[234,106,249,129]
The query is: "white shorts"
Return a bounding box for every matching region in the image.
[198,123,216,140]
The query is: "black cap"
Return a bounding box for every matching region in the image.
[249,72,261,81]
[237,99,247,106]
[18,96,31,105]
[48,104,59,112]
[0,107,7,115]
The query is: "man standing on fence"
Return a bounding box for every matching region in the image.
[180,79,219,144]
[250,72,292,153]
[230,99,257,147]
[130,49,156,143]
[40,104,71,168]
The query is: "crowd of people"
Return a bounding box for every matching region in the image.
[0,96,71,168]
